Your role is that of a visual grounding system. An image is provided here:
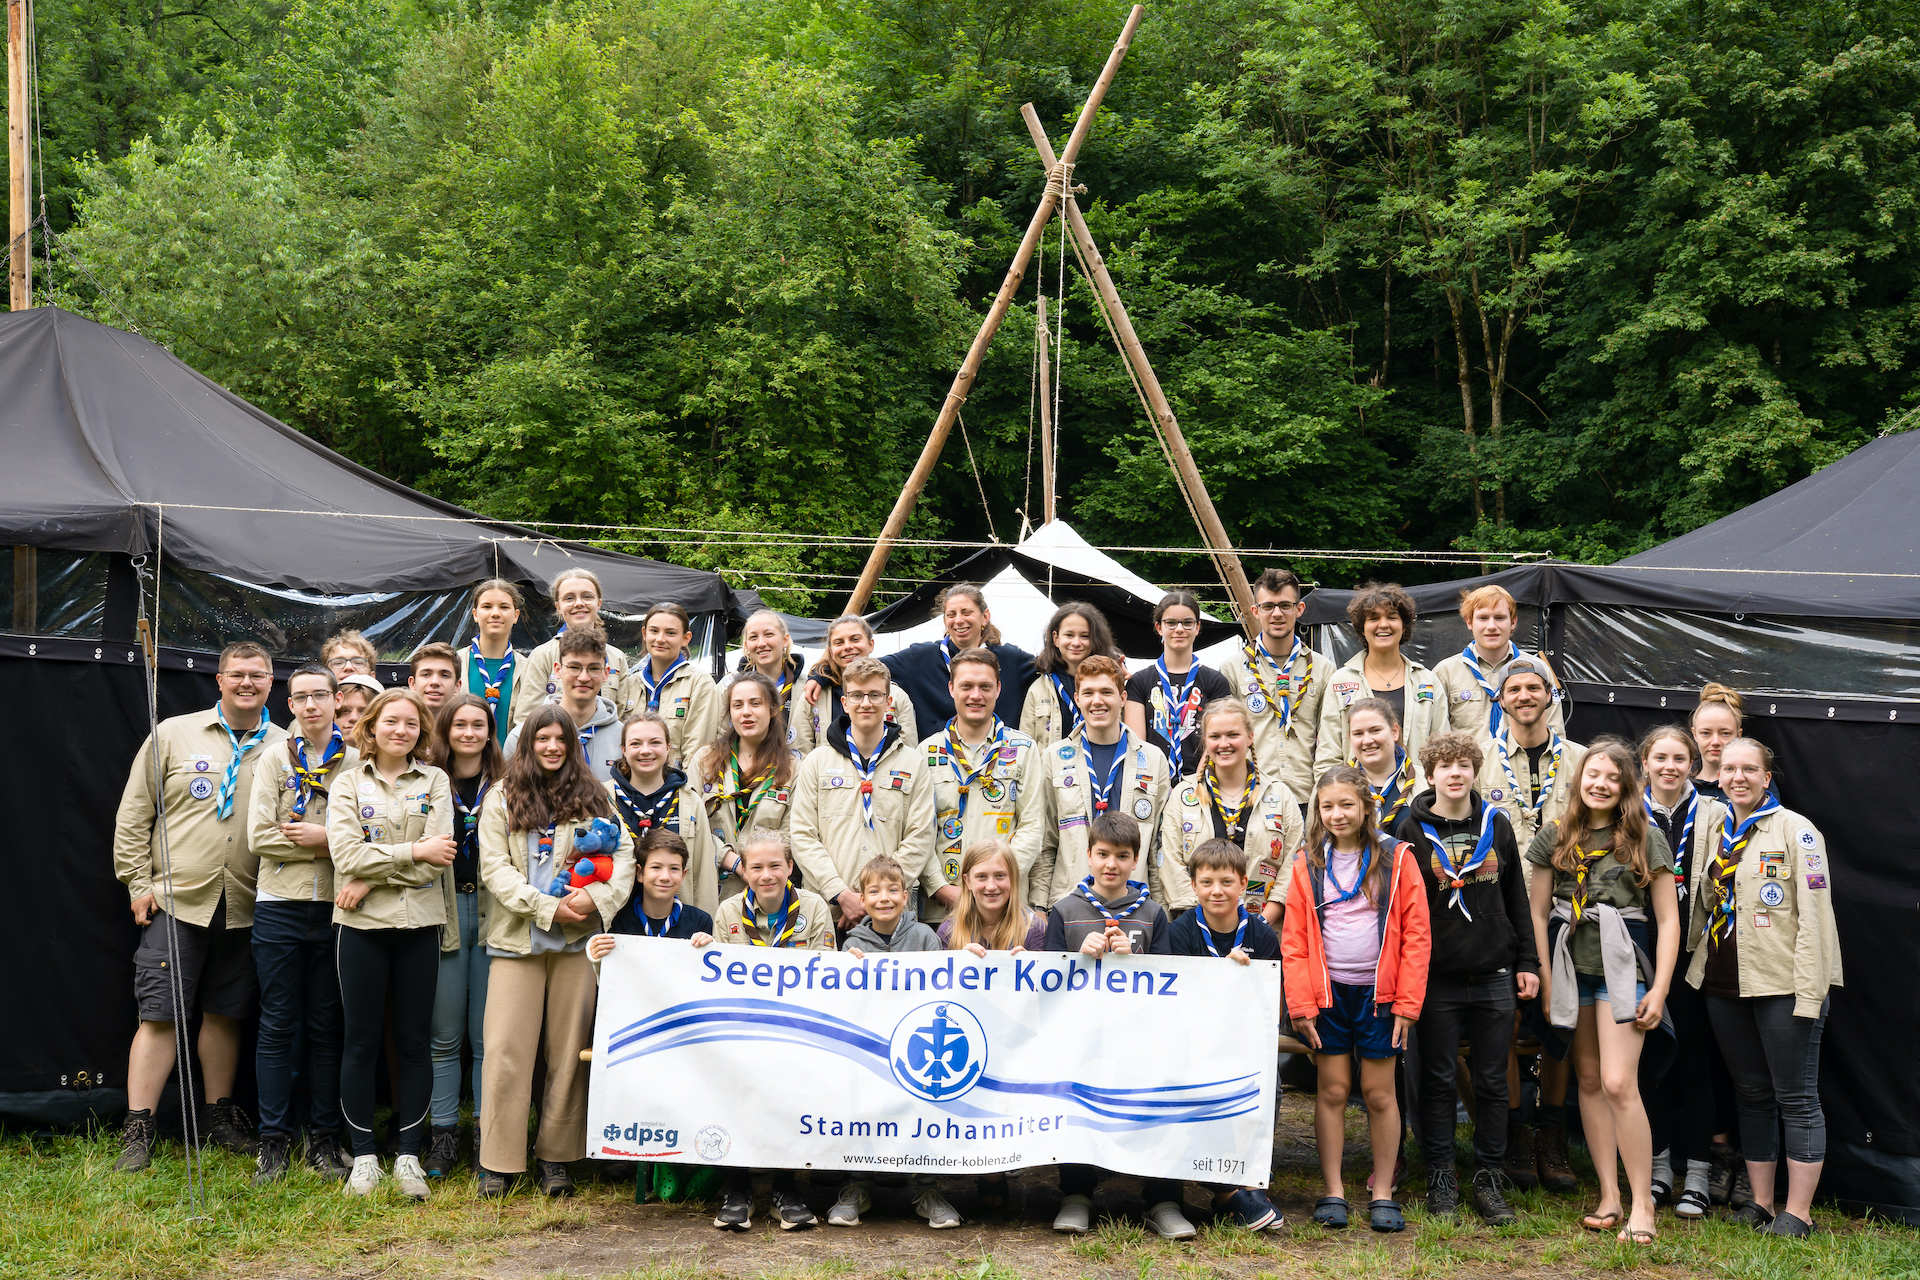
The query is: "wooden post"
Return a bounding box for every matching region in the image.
[1020,102,1257,633]
[6,0,28,310]
[844,4,1144,614]
[1036,294,1055,525]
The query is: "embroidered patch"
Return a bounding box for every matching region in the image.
[1415,687,1434,701]
[193,758,211,772]
[794,914,807,930]
[829,775,846,788]
[1456,689,1479,702]
[1267,813,1287,830]
[1182,821,1195,833]
[545,682,557,694]
[1797,829,1817,849]
[999,745,1018,764]
[728,923,740,935]
[774,789,790,805]
[888,770,908,789]
[1058,814,1088,830]
[1058,744,1075,759]
[703,783,714,794]
[940,815,964,841]
[188,777,215,800]
[981,779,1007,804]
[1133,797,1153,820]
[1489,788,1505,802]
[1805,874,1827,889]
[1061,772,1076,788]
[361,805,375,819]
[1758,880,1786,907]
[1804,853,1821,870]
[285,775,299,790]
[1754,913,1772,927]
[1181,786,1198,807]
[1332,681,1361,696]
[359,782,375,796]
[994,816,1011,834]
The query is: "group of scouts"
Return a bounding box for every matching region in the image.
[108,567,1842,1244]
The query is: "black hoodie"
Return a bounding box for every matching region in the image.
[823,712,903,764]
[1391,790,1538,982]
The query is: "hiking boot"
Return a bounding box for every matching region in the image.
[477,1168,512,1199]
[253,1133,292,1186]
[1731,1162,1754,1209]
[1471,1169,1519,1226]
[1535,1126,1577,1193]
[536,1159,574,1197]
[713,1184,752,1230]
[771,1188,817,1230]
[305,1129,352,1181]
[828,1181,871,1226]
[423,1126,460,1178]
[115,1109,158,1173]
[393,1154,430,1201]
[199,1098,259,1156]
[913,1185,963,1228]
[1425,1165,1459,1218]
[1708,1141,1737,1204]
[1504,1117,1538,1189]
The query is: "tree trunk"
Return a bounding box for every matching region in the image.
[1444,285,1484,524]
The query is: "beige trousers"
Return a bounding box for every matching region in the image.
[479,948,597,1173]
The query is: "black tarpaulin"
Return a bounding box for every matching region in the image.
[0,306,741,612]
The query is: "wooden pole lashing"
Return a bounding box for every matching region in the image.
[7,0,29,311]
[844,4,1145,614]
[1037,294,1055,525]
[1019,102,1258,634]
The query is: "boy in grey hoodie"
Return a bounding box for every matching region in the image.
[829,855,957,1228]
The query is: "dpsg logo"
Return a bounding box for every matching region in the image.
[889,1002,986,1102]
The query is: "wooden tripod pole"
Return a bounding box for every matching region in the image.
[7,0,28,311]
[1020,102,1256,633]
[844,3,1144,614]
[1036,294,1055,525]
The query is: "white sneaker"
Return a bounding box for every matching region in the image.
[393,1154,430,1201]
[828,1182,871,1226]
[914,1186,963,1228]
[344,1154,384,1196]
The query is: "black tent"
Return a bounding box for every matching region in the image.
[1301,431,1920,1223]
[0,307,756,1124]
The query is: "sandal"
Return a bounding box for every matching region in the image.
[1618,1227,1657,1245]
[1312,1196,1349,1229]
[1582,1209,1623,1232]
[1674,1188,1710,1220]
[1369,1199,1406,1233]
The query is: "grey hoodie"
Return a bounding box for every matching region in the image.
[842,908,943,954]
[504,693,624,782]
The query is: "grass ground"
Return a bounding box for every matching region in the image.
[4,1092,1917,1279]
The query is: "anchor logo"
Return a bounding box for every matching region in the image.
[889,1001,987,1102]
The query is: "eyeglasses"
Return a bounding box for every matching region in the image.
[1160,618,1199,631]
[843,691,888,704]
[325,656,369,672]
[289,691,335,705]
[222,671,272,686]
[560,664,606,677]
[1252,600,1301,614]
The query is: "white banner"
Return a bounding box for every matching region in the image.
[586,938,1280,1186]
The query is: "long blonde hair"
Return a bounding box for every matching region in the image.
[944,840,1032,951]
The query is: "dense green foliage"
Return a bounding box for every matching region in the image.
[14,0,1920,608]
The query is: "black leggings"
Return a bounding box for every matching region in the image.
[1648,977,1731,1165]
[337,925,440,1158]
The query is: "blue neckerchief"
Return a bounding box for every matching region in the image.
[1201,905,1251,957]
[1645,783,1699,882]
[1464,641,1519,740]
[1709,795,1783,946]
[1077,876,1148,923]
[1419,800,1502,919]
[215,703,273,821]
[1247,632,1304,733]
[469,638,515,733]
[744,884,797,946]
[845,724,885,831]
[1319,838,1372,907]
[451,775,490,858]
[613,770,680,844]
[638,897,682,938]
[944,717,1006,827]
[638,653,689,712]
[1155,656,1201,776]
[288,725,345,819]
[1081,729,1131,813]
[1049,672,1082,736]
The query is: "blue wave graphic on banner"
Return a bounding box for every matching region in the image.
[603,997,1261,1128]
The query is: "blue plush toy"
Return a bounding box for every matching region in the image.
[544,816,622,896]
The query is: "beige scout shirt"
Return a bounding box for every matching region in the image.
[711,886,836,950]
[1313,652,1447,780]
[510,635,631,729]
[1217,633,1329,802]
[1685,806,1844,1016]
[114,706,290,928]
[617,658,721,772]
[248,729,359,903]
[477,788,636,954]
[788,730,938,907]
[1029,730,1172,909]
[1476,731,1586,876]
[696,743,803,905]
[1432,646,1567,740]
[1156,775,1305,911]
[1018,674,1076,748]
[325,757,454,932]
[917,723,1047,924]
[792,679,917,757]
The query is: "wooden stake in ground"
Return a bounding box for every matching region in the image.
[844,3,1144,614]
[7,0,28,311]
[1037,294,1055,525]
[1020,102,1257,633]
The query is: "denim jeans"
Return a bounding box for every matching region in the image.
[252,898,342,1138]
[430,890,491,1127]
[1414,972,1516,1171]
[1706,994,1829,1163]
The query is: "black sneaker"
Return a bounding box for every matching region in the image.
[305,1129,352,1182]
[424,1126,460,1178]
[477,1168,512,1198]
[253,1133,292,1186]
[1425,1165,1459,1219]
[114,1109,158,1173]
[1708,1141,1737,1204]
[1471,1169,1519,1227]
[1731,1163,1754,1209]
[771,1188,817,1230]
[714,1185,753,1230]
[537,1159,575,1197]
[200,1098,259,1156]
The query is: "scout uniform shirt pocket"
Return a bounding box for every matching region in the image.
[177,753,219,803]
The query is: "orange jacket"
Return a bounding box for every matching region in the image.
[1281,838,1431,1022]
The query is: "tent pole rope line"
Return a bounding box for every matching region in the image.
[135,506,212,1220]
[843,4,1145,616]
